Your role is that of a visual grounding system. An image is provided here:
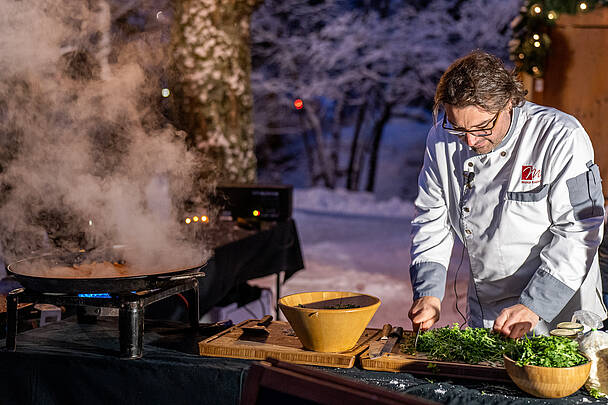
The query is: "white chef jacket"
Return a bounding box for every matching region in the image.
[410,101,607,333]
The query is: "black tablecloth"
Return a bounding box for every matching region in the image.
[1,318,606,405]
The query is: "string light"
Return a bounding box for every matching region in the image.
[201,215,209,222]
[515,1,605,78]
[193,216,199,222]
[294,99,304,110]
[185,218,191,224]
[252,210,260,217]
[161,88,171,98]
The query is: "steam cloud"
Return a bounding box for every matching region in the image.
[0,0,215,272]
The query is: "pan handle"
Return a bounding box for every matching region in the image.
[168,271,206,281]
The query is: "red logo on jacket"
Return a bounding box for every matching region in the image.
[521,165,541,184]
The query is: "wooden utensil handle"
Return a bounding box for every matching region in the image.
[258,315,273,326]
[381,324,392,338]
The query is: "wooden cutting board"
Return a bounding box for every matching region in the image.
[199,319,381,368]
[360,330,511,382]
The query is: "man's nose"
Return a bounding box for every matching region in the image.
[464,133,478,147]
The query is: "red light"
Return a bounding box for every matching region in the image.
[294,99,304,110]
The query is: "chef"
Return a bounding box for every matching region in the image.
[408,50,606,338]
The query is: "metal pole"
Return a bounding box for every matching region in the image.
[6,288,24,351]
[119,300,144,359]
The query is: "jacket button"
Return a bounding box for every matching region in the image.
[465,229,472,235]
[500,151,507,157]
[467,162,473,167]
[463,207,470,212]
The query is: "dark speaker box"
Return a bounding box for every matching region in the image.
[214,184,293,221]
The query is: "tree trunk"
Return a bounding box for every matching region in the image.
[365,103,393,192]
[346,102,367,190]
[171,0,262,183]
[330,98,344,186]
[304,106,332,188]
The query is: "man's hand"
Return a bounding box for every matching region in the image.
[408,296,441,331]
[493,304,539,338]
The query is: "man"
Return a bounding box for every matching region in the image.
[408,50,606,338]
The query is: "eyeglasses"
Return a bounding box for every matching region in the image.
[442,110,502,138]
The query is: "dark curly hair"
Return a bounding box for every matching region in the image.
[433,50,527,122]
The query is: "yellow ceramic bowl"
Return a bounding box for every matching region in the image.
[503,354,591,398]
[278,291,380,353]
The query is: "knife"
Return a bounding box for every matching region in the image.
[370,325,403,359]
[368,324,392,359]
[414,324,422,352]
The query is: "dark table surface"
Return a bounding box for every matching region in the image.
[1,317,606,405]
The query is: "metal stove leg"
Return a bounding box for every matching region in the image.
[6,288,23,351]
[185,280,200,329]
[119,300,144,359]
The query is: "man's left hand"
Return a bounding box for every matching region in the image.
[492,304,539,339]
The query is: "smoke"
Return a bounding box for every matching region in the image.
[0,0,216,271]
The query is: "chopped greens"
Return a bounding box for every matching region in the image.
[504,335,588,368]
[398,324,589,368]
[402,324,509,364]
[296,303,360,309]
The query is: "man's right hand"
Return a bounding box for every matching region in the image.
[408,296,441,331]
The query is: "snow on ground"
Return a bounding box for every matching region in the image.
[250,187,471,330]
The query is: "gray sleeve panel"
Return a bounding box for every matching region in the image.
[410,262,447,301]
[566,161,605,220]
[519,268,576,322]
[507,184,549,202]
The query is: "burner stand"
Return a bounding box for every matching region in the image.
[5,276,201,359]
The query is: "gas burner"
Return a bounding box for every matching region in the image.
[5,274,203,358]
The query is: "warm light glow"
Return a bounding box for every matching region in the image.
[532,66,540,74]
[579,2,588,11]
[161,88,171,97]
[294,99,304,110]
[533,41,541,48]
[518,53,525,60]
[532,5,542,14]
[547,10,557,20]
[193,216,199,222]
[185,218,191,224]
[252,210,260,217]
[532,34,540,40]
[201,215,209,222]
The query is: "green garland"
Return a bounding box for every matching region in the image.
[510,0,608,77]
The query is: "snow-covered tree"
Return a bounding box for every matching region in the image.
[252,0,520,191]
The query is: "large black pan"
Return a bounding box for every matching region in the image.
[6,246,207,294]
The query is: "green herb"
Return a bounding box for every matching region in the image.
[588,387,605,399]
[426,362,439,374]
[504,335,587,368]
[325,304,360,309]
[296,303,360,309]
[403,324,509,364]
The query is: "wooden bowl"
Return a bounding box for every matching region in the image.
[503,354,591,398]
[278,291,380,353]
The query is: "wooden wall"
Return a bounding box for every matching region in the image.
[525,8,608,196]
